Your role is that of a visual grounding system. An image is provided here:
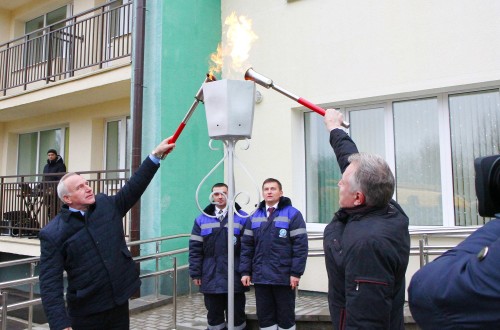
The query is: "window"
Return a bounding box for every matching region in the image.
[17,128,68,176]
[304,88,500,227]
[105,117,130,178]
[304,113,341,223]
[449,90,500,226]
[108,0,132,38]
[25,6,69,65]
[393,98,442,226]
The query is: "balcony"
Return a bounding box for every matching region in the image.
[0,170,130,239]
[0,1,132,97]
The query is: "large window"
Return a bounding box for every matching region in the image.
[25,6,68,65]
[304,88,500,227]
[18,128,68,176]
[393,98,442,226]
[304,113,341,223]
[449,90,500,226]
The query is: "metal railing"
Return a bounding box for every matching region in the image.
[307,227,477,267]
[0,0,132,96]
[0,169,129,238]
[409,227,479,267]
[0,234,189,330]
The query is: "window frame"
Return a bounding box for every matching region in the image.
[301,85,500,229]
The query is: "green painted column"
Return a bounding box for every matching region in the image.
[138,0,222,294]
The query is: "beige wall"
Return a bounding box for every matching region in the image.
[0,9,10,43]
[221,0,500,292]
[1,98,129,175]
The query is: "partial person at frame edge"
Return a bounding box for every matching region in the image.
[408,154,500,329]
[322,109,410,329]
[39,138,175,330]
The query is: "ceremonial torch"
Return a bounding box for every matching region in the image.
[160,74,217,158]
[244,68,350,128]
[169,73,217,143]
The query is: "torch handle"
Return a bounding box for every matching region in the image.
[169,122,187,143]
[297,98,350,128]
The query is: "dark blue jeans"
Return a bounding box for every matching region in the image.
[71,301,129,330]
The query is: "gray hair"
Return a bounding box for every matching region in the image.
[348,153,395,207]
[57,172,79,201]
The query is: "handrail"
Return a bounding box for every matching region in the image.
[0,169,129,236]
[0,0,132,96]
[0,0,126,48]
[0,233,189,329]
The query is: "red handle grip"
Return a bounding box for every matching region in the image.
[169,122,187,143]
[297,97,350,128]
[297,98,326,116]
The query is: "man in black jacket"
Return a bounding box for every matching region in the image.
[42,149,67,219]
[322,109,410,329]
[43,149,67,182]
[39,138,175,330]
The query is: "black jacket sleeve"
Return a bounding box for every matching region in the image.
[329,129,359,173]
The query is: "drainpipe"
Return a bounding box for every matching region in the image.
[130,0,146,255]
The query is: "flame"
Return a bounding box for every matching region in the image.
[209,12,258,77]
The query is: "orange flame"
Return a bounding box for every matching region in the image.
[209,12,258,77]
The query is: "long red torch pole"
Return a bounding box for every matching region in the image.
[169,74,217,144]
[160,74,216,159]
[244,68,350,128]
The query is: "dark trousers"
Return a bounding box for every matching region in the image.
[254,284,296,329]
[71,301,129,330]
[204,292,247,329]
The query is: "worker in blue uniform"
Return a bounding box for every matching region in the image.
[240,178,308,330]
[189,183,249,330]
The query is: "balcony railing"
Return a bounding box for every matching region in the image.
[0,0,132,96]
[0,169,129,238]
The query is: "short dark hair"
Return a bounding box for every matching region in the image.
[262,178,282,191]
[212,183,228,191]
[47,149,58,155]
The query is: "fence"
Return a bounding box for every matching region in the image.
[308,226,477,267]
[0,234,189,330]
[0,227,479,329]
[0,0,132,96]
[0,169,129,238]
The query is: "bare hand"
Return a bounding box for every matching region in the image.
[152,136,176,159]
[290,276,300,290]
[192,279,201,286]
[324,109,344,131]
[241,275,252,287]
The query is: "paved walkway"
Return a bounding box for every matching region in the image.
[129,289,330,330]
[9,289,418,330]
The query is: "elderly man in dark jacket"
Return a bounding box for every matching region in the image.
[322,109,410,330]
[39,138,175,330]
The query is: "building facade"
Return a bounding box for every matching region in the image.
[219,0,500,291]
[1,0,499,298]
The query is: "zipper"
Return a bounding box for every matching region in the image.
[355,279,389,291]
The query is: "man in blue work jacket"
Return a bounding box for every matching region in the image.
[189,183,249,330]
[240,178,308,330]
